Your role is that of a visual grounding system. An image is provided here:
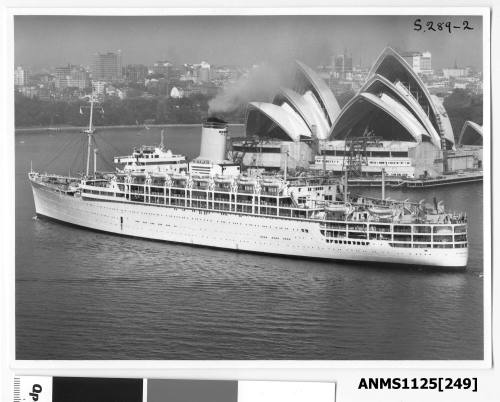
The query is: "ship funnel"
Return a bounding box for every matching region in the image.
[199,117,228,163]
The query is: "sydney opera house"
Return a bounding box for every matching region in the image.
[458,120,483,147]
[231,47,482,177]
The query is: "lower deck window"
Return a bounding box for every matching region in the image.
[390,243,411,248]
[433,244,454,248]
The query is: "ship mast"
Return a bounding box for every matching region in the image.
[84,95,96,176]
[381,168,385,200]
[343,165,348,203]
[283,150,288,182]
[160,128,165,151]
[93,148,98,176]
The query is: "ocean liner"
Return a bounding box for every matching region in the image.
[29,101,468,268]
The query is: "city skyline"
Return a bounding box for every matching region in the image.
[15,15,483,72]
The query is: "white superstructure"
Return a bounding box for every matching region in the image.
[114,145,188,174]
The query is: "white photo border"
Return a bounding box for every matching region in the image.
[2,3,493,382]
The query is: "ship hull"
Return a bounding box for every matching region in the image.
[31,182,468,268]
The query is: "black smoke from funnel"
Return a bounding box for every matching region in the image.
[208,62,294,115]
[205,116,227,124]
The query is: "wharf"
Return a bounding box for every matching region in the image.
[348,171,483,189]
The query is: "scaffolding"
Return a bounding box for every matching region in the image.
[435,113,449,172]
[341,134,382,177]
[229,137,262,167]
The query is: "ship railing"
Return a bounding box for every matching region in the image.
[35,173,80,182]
[235,200,253,204]
[278,210,293,217]
[237,189,255,194]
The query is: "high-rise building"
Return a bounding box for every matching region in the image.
[333,52,353,79]
[92,50,123,82]
[420,51,432,73]
[55,64,90,89]
[124,64,148,83]
[14,66,30,86]
[401,51,432,75]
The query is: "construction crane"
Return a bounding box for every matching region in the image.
[342,133,382,178]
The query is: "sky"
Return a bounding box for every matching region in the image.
[14,15,483,72]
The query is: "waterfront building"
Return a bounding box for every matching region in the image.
[312,47,460,176]
[92,50,123,82]
[231,47,481,178]
[314,140,436,177]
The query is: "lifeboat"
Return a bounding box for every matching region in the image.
[325,202,350,213]
[214,176,233,182]
[368,206,393,215]
[150,172,168,178]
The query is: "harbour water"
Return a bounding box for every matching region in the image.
[15,127,484,360]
